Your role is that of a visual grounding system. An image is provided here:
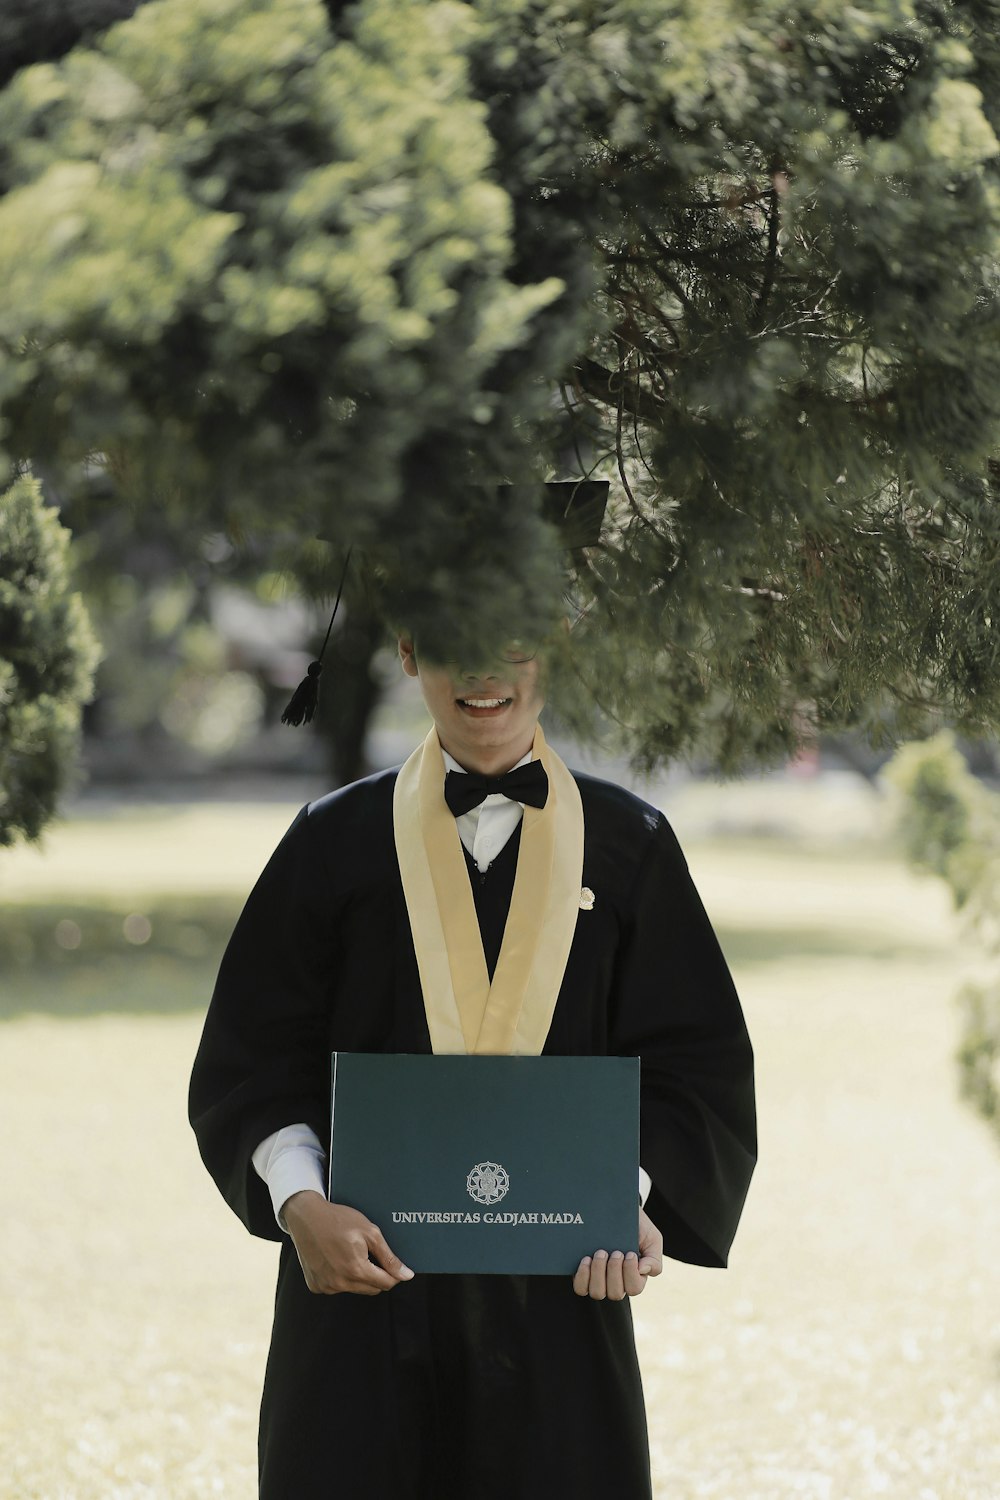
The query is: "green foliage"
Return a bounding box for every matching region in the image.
[0,472,99,845]
[882,731,1000,1144]
[955,978,1000,1145]
[3,0,1000,777]
[877,731,979,883]
[471,0,1000,770]
[0,0,581,664]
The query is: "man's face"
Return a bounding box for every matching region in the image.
[398,636,545,773]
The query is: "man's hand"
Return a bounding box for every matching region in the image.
[282,1191,415,1296]
[572,1206,663,1300]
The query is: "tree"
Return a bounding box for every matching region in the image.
[0,0,575,661]
[0,2,146,87]
[475,0,1000,769]
[2,0,1000,811]
[882,732,1000,1147]
[0,471,99,845]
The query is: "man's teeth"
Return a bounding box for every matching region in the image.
[460,698,509,708]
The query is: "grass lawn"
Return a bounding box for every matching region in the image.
[1,786,999,1499]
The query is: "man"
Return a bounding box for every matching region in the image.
[189,629,756,1499]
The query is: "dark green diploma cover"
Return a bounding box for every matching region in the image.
[327,1052,640,1275]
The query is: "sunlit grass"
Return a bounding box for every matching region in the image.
[0,800,303,901]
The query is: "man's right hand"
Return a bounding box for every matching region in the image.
[282,1191,415,1296]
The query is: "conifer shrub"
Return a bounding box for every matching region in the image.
[0,472,99,845]
[883,733,1000,1144]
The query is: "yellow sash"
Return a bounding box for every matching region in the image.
[392,724,584,1055]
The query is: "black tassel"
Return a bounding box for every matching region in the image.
[280,546,353,728]
[281,660,322,726]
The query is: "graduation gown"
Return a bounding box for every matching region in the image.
[188,764,756,1499]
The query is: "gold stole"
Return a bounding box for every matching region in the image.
[392,724,584,1055]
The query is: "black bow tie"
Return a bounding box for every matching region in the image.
[444,761,549,817]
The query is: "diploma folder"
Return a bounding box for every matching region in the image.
[327,1052,640,1275]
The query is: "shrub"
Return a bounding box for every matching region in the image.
[0,470,99,845]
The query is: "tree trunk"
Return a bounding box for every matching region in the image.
[316,599,387,788]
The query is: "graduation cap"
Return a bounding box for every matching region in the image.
[281,479,610,726]
[468,479,609,551]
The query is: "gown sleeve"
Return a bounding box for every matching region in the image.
[188,805,339,1242]
[611,813,757,1268]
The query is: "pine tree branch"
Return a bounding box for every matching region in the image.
[611,267,684,350]
[635,220,704,322]
[569,356,668,423]
[751,175,783,330]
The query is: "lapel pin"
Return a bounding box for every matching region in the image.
[579,887,595,911]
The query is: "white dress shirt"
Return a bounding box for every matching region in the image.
[252,750,653,1225]
[443,746,534,872]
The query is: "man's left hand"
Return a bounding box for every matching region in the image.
[572,1206,663,1299]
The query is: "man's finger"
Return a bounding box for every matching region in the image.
[303,1256,398,1296]
[365,1224,414,1281]
[623,1252,645,1296]
[605,1250,626,1301]
[588,1249,608,1300]
[637,1220,663,1279]
[349,1260,401,1294]
[572,1257,592,1297]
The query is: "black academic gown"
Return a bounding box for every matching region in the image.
[188,767,757,1500]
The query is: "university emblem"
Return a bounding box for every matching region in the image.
[466,1161,510,1205]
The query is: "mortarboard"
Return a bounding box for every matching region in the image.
[469,479,609,551]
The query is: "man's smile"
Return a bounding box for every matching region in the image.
[455,696,514,717]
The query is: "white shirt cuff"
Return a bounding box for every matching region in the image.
[638,1166,652,1208]
[252,1123,326,1230]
